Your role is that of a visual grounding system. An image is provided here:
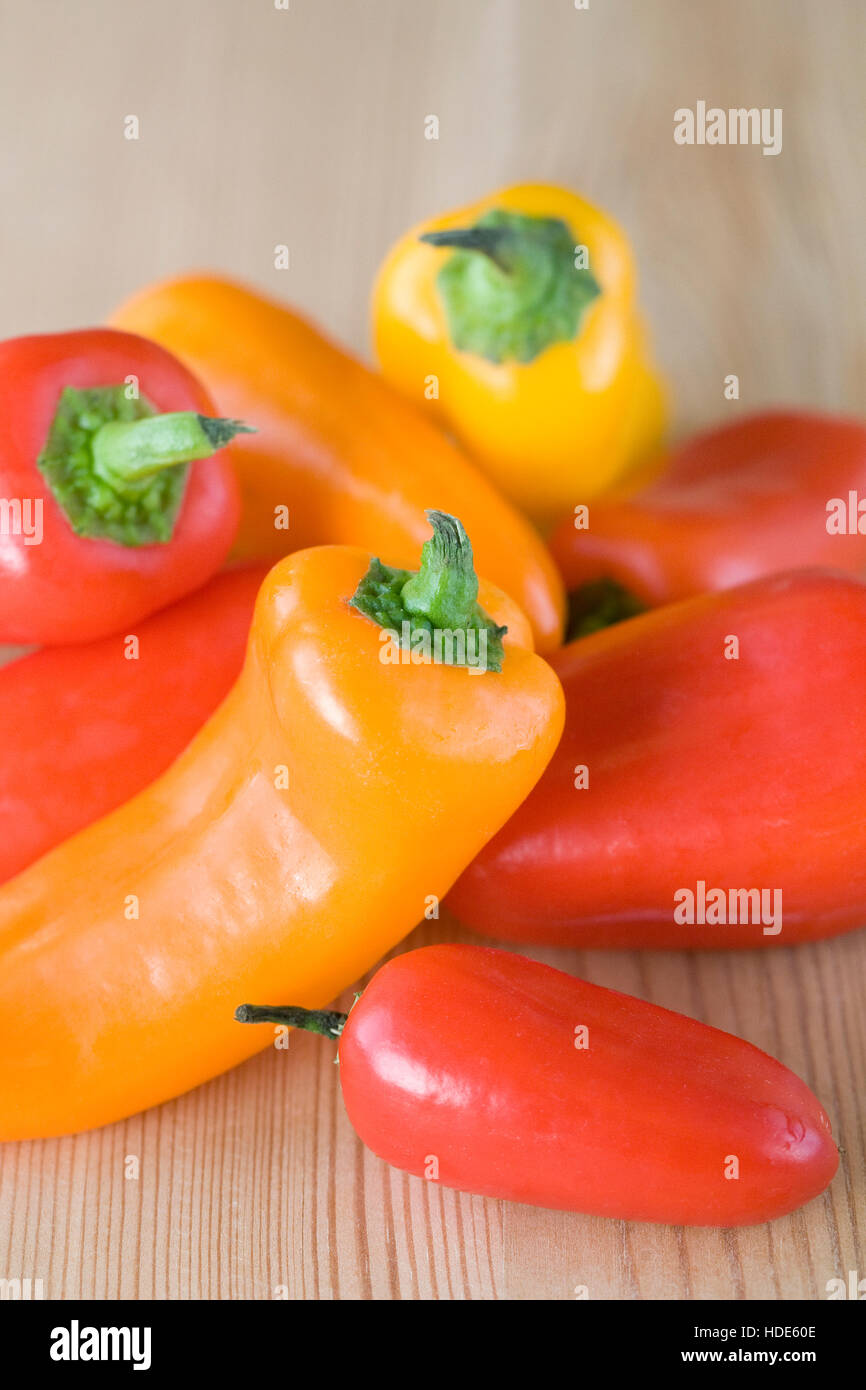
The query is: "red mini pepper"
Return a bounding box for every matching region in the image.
[550,411,866,621]
[237,944,838,1225]
[0,329,249,644]
[448,568,866,948]
[0,565,266,884]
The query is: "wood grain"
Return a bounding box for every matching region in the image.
[0,0,863,1300]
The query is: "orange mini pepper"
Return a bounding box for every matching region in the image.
[0,513,564,1140]
[372,183,667,531]
[111,275,565,653]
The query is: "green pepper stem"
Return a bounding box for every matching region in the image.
[420,227,513,273]
[234,1004,348,1037]
[566,578,646,641]
[349,509,507,672]
[91,413,254,490]
[421,209,601,365]
[401,510,480,629]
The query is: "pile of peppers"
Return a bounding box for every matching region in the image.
[0,180,860,1230]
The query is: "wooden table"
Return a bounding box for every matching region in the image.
[1,0,863,1300]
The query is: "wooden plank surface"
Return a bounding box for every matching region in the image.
[0,0,863,1301]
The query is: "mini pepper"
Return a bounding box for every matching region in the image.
[0,513,564,1140]
[110,274,566,653]
[448,568,866,949]
[551,409,866,616]
[0,328,250,644]
[372,182,667,530]
[237,944,838,1226]
[0,565,266,885]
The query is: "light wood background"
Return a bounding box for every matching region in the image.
[0,0,864,1301]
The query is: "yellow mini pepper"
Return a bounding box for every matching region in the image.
[372,183,668,532]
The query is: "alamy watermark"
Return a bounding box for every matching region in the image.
[50,1322,151,1370]
[674,103,782,156]
[826,492,866,533]
[674,880,783,936]
[0,1277,44,1299]
[0,497,42,545]
[379,622,492,673]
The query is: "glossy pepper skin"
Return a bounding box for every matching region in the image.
[448,569,866,949]
[372,183,667,531]
[110,275,565,653]
[550,411,866,609]
[0,529,563,1140]
[0,566,266,886]
[0,330,244,645]
[238,945,838,1226]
